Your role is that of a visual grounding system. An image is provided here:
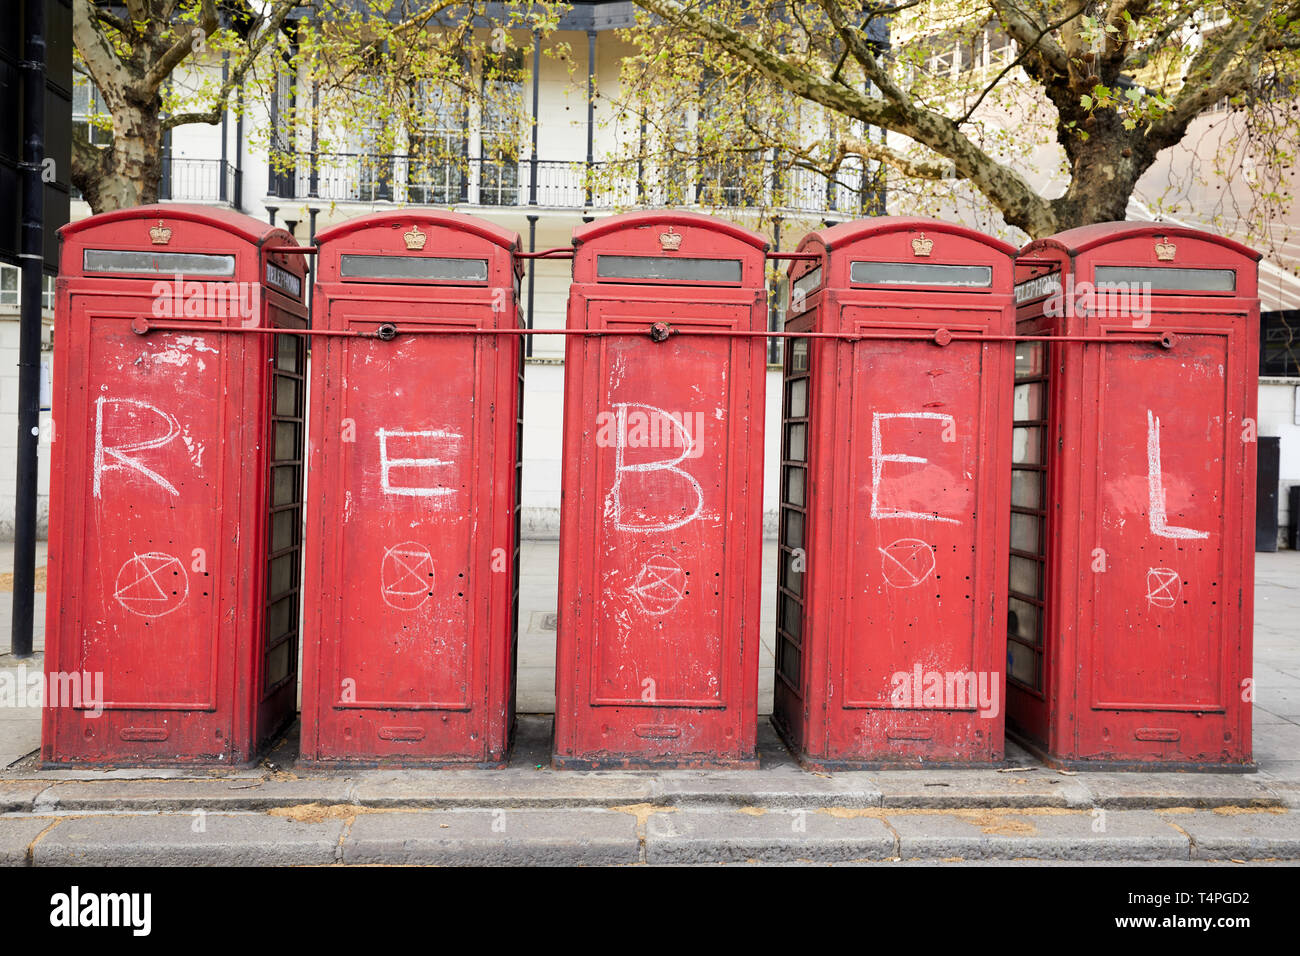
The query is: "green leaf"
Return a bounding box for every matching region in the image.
[1080,94,1093,110]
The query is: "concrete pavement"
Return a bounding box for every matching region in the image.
[0,542,1297,865]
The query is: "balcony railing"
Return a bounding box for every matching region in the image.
[276,153,882,217]
[160,158,242,206]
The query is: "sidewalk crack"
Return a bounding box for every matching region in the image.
[26,817,63,867]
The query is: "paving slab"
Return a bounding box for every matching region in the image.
[887,809,1189,861]
[0,779,46,812]
[1079,772,1283,809]
[872,769,1091,808]
[348,770,654,808]
[342,809,639,865]
[1168,808,1300,860]
[0,816,55,865]
[33,777,357,813]
[644,808,895,864]
[652,768,882,808]
[32,813,345,866]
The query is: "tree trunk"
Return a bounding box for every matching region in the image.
[70,98,165,215]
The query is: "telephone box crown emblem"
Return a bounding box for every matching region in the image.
[404,225,427,251]
[149,220,172,245]
[1155,237,1176,261]
[911,233,934,257]
[660,227,683,251]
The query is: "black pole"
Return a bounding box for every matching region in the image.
[308,207,318,312]
[220,53,229,203]
[12,0,46,659]
[770,217,782,366]
[584,30,595,207]
[235,82,244,209]
[529,30,540,206]
[526,214,537,359]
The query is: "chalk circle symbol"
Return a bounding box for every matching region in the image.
[114,552,189,618]
[1145,567,1181,609]
[630,554,687,616]
[381,541,435,611]
[879,538,936,589]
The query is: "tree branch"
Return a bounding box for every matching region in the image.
[163,0,306,128]
[959,0,1092,126]
[142,0,219,91]
[632,0,1058,235]
[72,0,136,110]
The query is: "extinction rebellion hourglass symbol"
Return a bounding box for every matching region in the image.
[113,552,189,618]
[380,542,435,611]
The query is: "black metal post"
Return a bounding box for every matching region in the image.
[235,82,244,209]
[584,30,595,207]
[12,0,46,659]
[526,214,537,359]
[769,217,782,366]
[160,126,172,200]
[220,53,229,203]
[308,207,318,312]
[529,30,540,206]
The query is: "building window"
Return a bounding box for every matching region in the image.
[73,73,112,148]
[479,47,523,206]
[0,264,55,311]
[1261,311,1300,377]
[409,82,466,204]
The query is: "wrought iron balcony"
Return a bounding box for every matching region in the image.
[159,158,242,206]
[273,153,882,218]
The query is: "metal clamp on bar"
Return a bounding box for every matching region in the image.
[649,321,673,342]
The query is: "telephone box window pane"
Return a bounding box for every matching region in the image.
[266,641,291,689]
[270,509,297,553]
[784,510,804,550]
[784,466,805,507]
[778,636,801,683]
[1015,342,1045,377]
[785,561,804,598]
[274,422,300,461]
[1010,512,1041,552]
[272,466,300,506]
[267,595,295,640]
[1013,382,1045,421]
[787,423,807,462]
[787,378,807,418]
[1094,265,1235,292]
[1008,639,1039,688]
[1008,597,1041,647]
[83,249,236,276]
[850,261,992,287]
[595,255,742,283]
[276,334,301,373]
[1009,555,1041,598]
[790,339,809,373]
[1012,426,1044,464]
[275,377,299,417]
[340,254,489,282]
[268,553,296,596]
[782,596,803,641]
[1011,469,1043,509]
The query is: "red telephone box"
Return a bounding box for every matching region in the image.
[774,219,1016,767]
[300,211,523,766]
[554,211,768,768]
[43,204,308,764]
[1010,222,1259,769]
